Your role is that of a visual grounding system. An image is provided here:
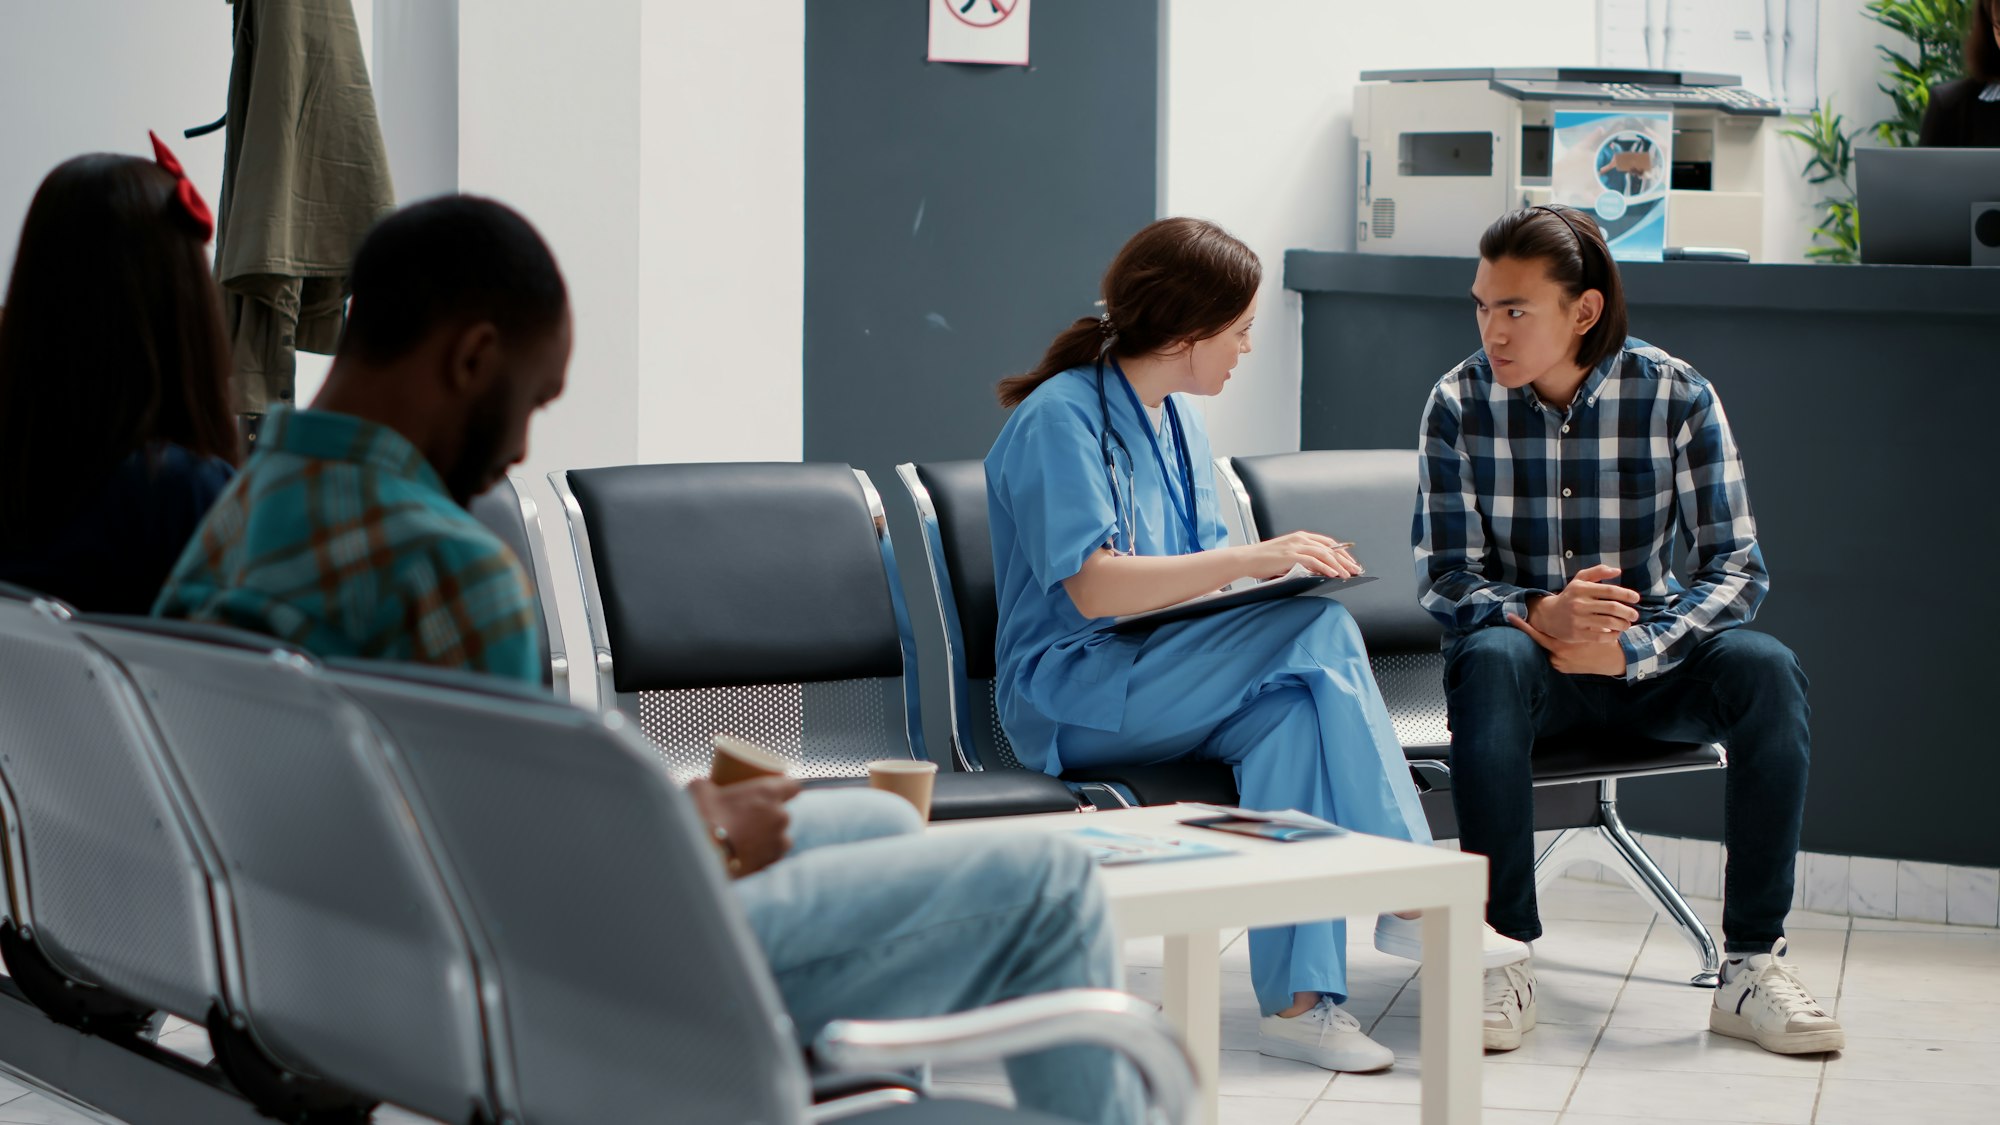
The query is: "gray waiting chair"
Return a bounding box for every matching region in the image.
[76,616,496,1122]
[470,474,570,697]
[1217,448,1725,986]
[549,462,1080,819]
[326,658,1196,1125]
[894,461,1241,809]
[0,591,220,1037]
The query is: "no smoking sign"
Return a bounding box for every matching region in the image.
[928,0,1031,66]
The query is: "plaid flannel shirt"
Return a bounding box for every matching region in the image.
[154,408,541,683]
[1412,339,1767,681]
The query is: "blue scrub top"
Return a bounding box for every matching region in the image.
[985,364,1233,774]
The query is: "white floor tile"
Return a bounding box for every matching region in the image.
[1214,1095,1312,1124]
[1813,1078,2000,1125]
[1841,957,2000,1005]
[1602,978,1724,1033]
[1213,1049,1335,1101]
[1820,1036,2000,1087]
[1364,1014,1601,1068]
[1317,1060,1578,1111]
[0,1075,27,1105]
[1846,927,2000,968]
[1850,915,2000,934]
[1300,1101,1557,1123]
[1585,1026,1826,1078]
[1557,1117,1771,1125]
[371,1107,443,1125]
[1830,996,2000,1043]
[1565,1067,1818,1122]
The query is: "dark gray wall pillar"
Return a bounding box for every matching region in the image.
[804,0,1160,763]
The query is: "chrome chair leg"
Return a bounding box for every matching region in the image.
[1598,803,1722,988]
[1527,783,1723,989]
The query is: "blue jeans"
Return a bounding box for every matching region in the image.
[1443,627,1810,954]
[734,789,1140,1125]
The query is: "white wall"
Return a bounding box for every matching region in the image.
[0,4,239,283]
[1761,3,1902,263]
[1159,0,1599,461]
[636,3,805,466]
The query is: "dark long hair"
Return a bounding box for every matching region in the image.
[0,154,238,536]
[1478,205,1629,373]
[1971,0,2000,83]
[997,217,1261,408]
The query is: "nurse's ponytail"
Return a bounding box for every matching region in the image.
[998,217,1261,409]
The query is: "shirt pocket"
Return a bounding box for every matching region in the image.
[1600,464,1666,500]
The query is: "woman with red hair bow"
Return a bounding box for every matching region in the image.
[0,134,240,612]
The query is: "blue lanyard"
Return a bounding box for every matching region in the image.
[1112,362,1203,552]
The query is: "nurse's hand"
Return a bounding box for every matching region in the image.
[1240,531,1363,579]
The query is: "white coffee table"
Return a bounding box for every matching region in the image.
[932,805,1486,1125]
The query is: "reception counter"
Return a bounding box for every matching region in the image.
[1287,250,2000,867]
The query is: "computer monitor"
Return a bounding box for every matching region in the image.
[1856,148,2000,266]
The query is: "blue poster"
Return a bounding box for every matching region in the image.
[1552,110,1673,262]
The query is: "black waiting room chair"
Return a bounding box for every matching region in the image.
[549,462,1082,820]
[1217,449,1725,986]
[895,461,1241,810]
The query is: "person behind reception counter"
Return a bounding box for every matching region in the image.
[1918,0,2000,147]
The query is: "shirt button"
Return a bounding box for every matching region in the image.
[1561,424,1570,433]
[1564,550,1574,559]
[1562,488,1572,497]
[1588,397,1597,406]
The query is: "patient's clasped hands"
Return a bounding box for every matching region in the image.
[1507,563,1640,677]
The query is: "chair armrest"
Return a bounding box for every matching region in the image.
[811,989,1194,1125]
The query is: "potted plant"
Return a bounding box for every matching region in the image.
[1786,0,1972,262]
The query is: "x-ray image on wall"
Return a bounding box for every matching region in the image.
[1599,0,1819,110]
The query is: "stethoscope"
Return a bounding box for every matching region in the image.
[1094,342,1203,556]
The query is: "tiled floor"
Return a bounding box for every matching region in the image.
[3,877,1996,1123]
[931,877,2000,1125]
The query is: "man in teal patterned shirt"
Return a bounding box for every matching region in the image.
[156,195,570,680]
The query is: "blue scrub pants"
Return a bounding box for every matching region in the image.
[1053,597,1430,1015]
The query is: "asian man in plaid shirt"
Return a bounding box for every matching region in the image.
[1413,206,1844,1058]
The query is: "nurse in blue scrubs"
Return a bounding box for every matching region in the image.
[984,218,1430,1074]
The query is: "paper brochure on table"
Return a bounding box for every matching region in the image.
[1178,804,1348,835]
[1066,826,1235,867]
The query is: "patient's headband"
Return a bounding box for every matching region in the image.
[1533,204,1590,252]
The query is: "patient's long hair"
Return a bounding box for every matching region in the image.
[0,153,238,538]
[1479,205,1630,374]
[997,217,1261,409]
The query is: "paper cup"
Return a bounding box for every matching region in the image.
[867,759,939,822]
[710,734,791,787]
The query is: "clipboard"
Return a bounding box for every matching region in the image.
[1105,573,1376,634]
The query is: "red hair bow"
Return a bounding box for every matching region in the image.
[148,130,215,243]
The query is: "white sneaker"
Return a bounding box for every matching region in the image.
[1709,939,1845,1055]
[1482,959,1537,1051]
[1257,996,1394,1073]
[1372,913,1532,968]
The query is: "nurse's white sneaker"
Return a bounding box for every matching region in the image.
[1372,913,1532,968]
[1256,997,1394,1073]
[1709,939,1845,1055]
[1483,959,1538,1052]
